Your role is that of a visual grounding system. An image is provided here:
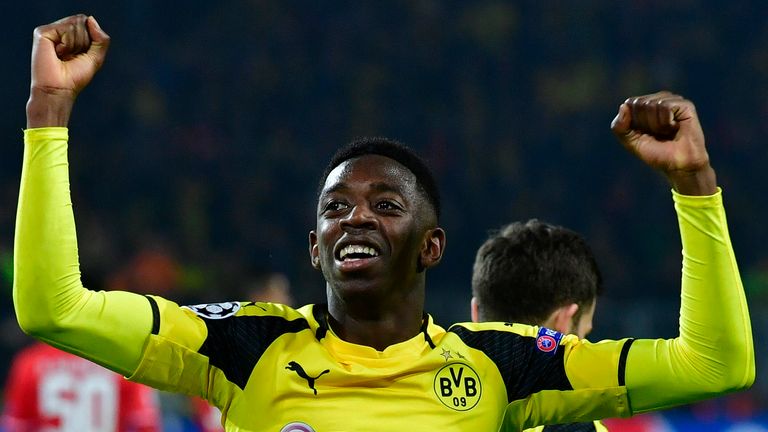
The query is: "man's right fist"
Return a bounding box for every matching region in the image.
[30,14,110,99]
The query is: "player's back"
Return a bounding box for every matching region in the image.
[2,342,161,432]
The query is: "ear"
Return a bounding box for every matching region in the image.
[549,303,579,334]
[309,231,321,270]
[419,227,446,270]
[471,297,479,323]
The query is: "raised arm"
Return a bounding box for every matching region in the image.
[14,15,152,375]
[611,92,754,411]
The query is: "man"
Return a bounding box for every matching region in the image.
[472,220,601,339]
[1,342,162,432]
[472,220,606,431]
[14,14,754,431]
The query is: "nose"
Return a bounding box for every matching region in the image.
[339,203,378,232]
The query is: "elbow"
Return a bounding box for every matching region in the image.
[711,365,755,397]
[13,279,70,339]
[672,334,756,398]
[729,349,756,392]
[707,343,756,395]
[15,303,62,339]
[742,362,757,391]
[722,333,756,392]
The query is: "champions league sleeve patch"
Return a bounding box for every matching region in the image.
[183,302,241,319]
[535,327,564,355]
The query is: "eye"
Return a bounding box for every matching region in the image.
[376,200,403,212]
[323,200,349,213]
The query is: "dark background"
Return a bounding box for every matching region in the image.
[1,0,766,423]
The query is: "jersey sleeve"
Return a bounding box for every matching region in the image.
[14,128,154,376]
[451,321,631,428]
[540,190,753,419]
[127,297,310,410]
[124,296,211,397]
[623,189,754,412]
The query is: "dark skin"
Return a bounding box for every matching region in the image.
[310,155,446,350]
[27,14,109,128]
[31,14,715,352]
[611,91,717,196]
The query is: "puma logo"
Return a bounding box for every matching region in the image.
[286,361,330,395]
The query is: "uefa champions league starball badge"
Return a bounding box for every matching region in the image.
[183,302,241,319]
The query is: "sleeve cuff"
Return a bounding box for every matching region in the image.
[23,127,69,143]
[671,187,723,208]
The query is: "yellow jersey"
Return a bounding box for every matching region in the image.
[13,128,754,431]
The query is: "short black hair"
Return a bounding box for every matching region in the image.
[317,136,441,219]
[472,219,603,324]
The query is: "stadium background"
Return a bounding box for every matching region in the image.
[1,1,766,430]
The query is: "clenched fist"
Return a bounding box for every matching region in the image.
[27,14,110,128]
[611,91,717,196]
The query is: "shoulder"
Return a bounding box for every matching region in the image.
[449,321,539,337]
[182,301,322,344]
[183,301,306,320]
[148,296,320,338]
[447,321,580,353]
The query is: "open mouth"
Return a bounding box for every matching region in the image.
[338,244,380,261]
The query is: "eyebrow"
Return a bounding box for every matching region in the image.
[320,181,408,199]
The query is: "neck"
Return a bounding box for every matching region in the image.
[326,283,425,351]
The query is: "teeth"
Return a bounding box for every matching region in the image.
[339,244,379,260]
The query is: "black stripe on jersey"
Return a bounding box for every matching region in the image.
[312,304,329,340]
[420,313,436,349]
[543,422,597,431]
[145,296,160,335]
[450,326,571,403]
[617,338,635,386]
[199,315,310,389]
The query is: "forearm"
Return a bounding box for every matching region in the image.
[625,189,754,412]
[13,127,151,376]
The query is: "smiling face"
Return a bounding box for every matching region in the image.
[310,154,445,307]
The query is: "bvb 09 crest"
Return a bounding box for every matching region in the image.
[432,363,482,411]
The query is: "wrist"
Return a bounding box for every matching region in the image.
[26,87,75,128]
[667,165,717,196]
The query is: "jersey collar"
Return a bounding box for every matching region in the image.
[308,304,445,361]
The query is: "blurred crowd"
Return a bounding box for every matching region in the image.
[1,0,767,427]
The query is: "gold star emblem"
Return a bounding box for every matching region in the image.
[440,348,453,361]
[456,351,466,360]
